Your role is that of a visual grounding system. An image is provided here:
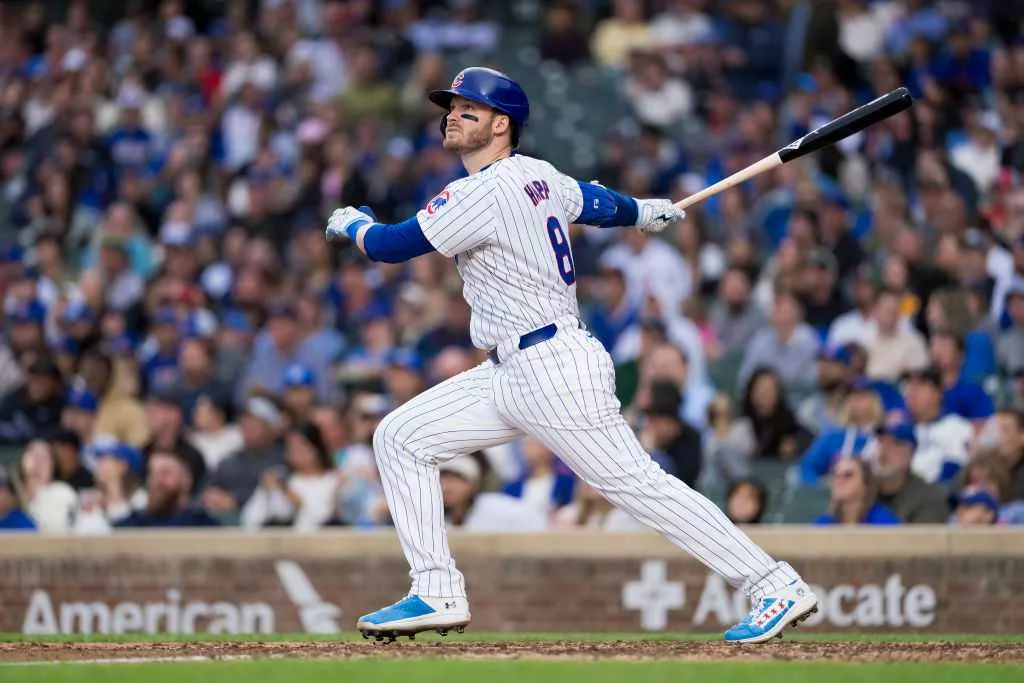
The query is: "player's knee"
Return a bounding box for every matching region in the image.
[372,411,403,457]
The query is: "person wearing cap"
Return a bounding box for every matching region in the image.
[952,485,1000,526]
[862,288,930,382]
[281,363,318,418]
[871,421,950,523]
[797,346,855,435]
[215,308,255,388]
[0,466,35,530]
[139,306,183,395]
[236,299,337,409]
[61,384,100,444]
[928,328,994,422]
[74,437,147,532]
[796,248,848,340]
[0,356,64,445]
[7,299,47,355]
[438,453,547,532]
[116,449,219,528]
[737,288,821,399]
[384,349,425,407]
[142,385,207,491]
[902,366,974,484]
[798,378,884,485]
[202,395,287,515]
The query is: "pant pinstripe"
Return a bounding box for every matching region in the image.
[372,323,799,600]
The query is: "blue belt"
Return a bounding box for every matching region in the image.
[488,319,583,365]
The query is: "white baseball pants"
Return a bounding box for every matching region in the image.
[372,316,800,600]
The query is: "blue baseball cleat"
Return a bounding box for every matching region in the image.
[357,595,471,642]
[724,581,819,644]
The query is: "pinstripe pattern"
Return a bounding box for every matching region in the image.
[375,155,802,603]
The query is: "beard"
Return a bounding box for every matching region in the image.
[147,488,182,517]
[443,124,493,154]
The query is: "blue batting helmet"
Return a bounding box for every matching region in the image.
[429,67,530,147]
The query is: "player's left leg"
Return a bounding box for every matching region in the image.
[358,359,523,641]
[493,323,817,643]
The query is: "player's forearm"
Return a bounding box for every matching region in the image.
[358,216,438,263]
[576,181,639,227]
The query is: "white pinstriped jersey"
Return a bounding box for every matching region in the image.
[416,154,587,350]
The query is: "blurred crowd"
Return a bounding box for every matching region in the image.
[0,0,1023,534]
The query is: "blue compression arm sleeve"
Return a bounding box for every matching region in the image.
[362,216,437,263]
[576,181,639,227]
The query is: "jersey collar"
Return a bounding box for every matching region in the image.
[479,152,515,173]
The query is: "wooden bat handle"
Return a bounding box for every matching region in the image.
[673,153,783,210]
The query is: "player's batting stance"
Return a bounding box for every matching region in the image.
[326,67,818,644]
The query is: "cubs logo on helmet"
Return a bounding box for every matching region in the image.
[426,190,451,215]
[451,71,465,88]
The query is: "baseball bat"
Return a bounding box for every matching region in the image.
[675,87,913,210]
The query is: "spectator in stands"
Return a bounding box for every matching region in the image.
[539,0,590,67]
[797,248,849,340]
[872,422,950,523]
[624,51,693,129]
[952,485,1000,526]
[631,343,713,433]
[799,379,883,485]
[587,265,638,353]
[142,386,206,490]
[924,286,997,384]
[639,381,702,486]
[49,429,93,492]
[203,395,286,515]
[601,227,693,319]
[554,480,645,531]
[863,289,930,381]
[117,450,218,528]
[440,454,547,532]
[725,478,767,525]
[701,394,755,487]
[281,363,318,420]
[189,393,242,472]
[902,367,973,484]
[0,357,64,445]
[175,333,233,427]
[707,267,766,359]
[61,385,99,445]
[74,437,146,533]
[814,456,900,526]
[973,410,1024,502]
[798,346,854,434]
[741,367,812,461]
[590,0,650,70]
[502,437,576,521]
[85,349,150,448]
[828,266,884,349]
[16,439,77,532]
[928,328,994,423]
[383,349,425,408]
[738,289,820,399]
[0,466,34,530]
[960,452,1014,509]
[996,280,1024,375]
[242,421,337,531]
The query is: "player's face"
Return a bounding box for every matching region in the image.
[443,97,500,153]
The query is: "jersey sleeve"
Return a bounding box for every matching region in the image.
[415,178,496,258]
[552,170,585,223]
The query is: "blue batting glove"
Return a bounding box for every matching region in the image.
[326,206,376,243]
[358,205,378,221]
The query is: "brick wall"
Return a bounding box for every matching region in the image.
[1,532,1022,634]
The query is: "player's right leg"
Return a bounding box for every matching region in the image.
[358,360,522,641]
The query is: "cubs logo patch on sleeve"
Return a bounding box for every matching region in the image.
[426,190,451,215]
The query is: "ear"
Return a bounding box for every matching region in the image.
[492,113,510,137]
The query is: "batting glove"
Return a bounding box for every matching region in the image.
[635,199,685,233]
[326,205,378,243]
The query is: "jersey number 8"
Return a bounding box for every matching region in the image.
[546,216,576,286]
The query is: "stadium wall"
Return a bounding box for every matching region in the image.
[1,528,1021,635]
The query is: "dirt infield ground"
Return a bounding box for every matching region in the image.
[2,640,1023,664]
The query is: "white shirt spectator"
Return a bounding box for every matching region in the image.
[838,3,891,63]
[827,314,913,349]
[601,239,693,318]
[625,76,693,129]
[459,493,548,532]
[649,7,713,48]
[221,104,262,171]
[28,481,77,533]
[222,58,279,99]
[554,503,647,531]
[242,472,338,532]
[912,415,974,484]
[191,425,245,471]
[288,39,348,103]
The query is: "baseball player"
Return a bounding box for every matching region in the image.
[326,67,818,643]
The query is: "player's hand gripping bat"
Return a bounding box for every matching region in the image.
[674,87,914,210]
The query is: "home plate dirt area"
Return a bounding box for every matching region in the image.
[2,640,1023,664]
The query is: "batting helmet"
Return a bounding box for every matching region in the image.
[429,67,530,148]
